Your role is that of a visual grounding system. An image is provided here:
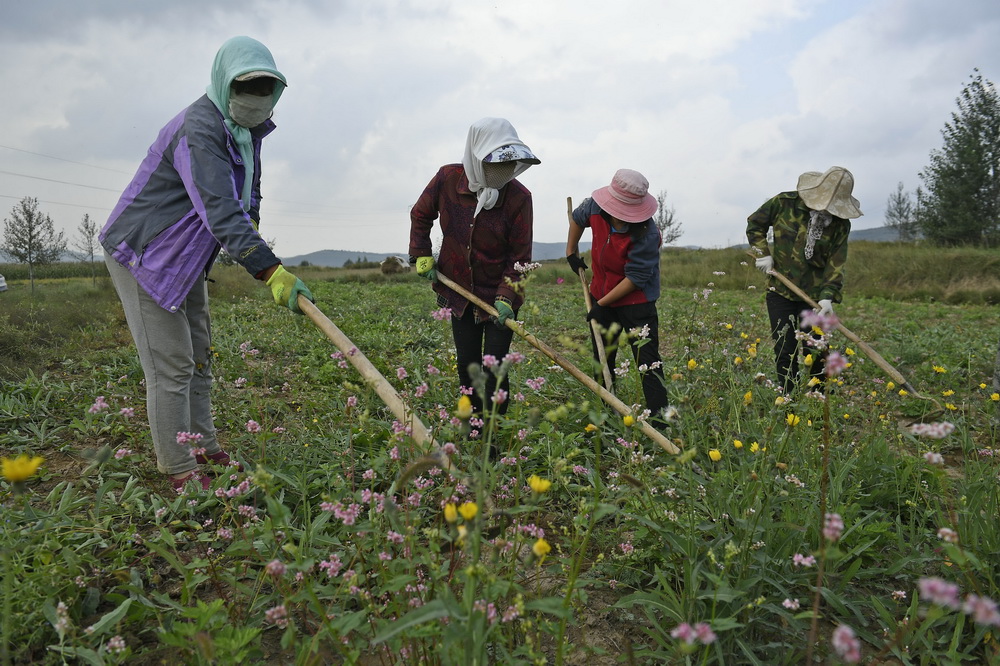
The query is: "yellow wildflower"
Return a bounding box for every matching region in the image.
[750,442,760,453]
[946,403,957,411]
[992,394,1000,402]
[740,332,749,339]
[671,373,684,381]
[455,395,474,419]
[528,475,552,494]
[980,383,988,389]
[708,449,722,462]
[786,413,801,426]
[443,503,458,523]
[734,356,743,365]
[687,359,698,370]
[584,423,598,433]
[532,538,551,558]
[887,382,895,391]
[803,354,814,367]
[623,414,635,427]
[845,347,855,356]
[456,524,468,545]
[458,502,478,521]
[775,396,786,406]
[942,389,955,397]
[899,389,908,396]
[933,365,946,374]
[725,323,733,330]
[733,439,743,449]
[1,454,44,483]
[807,377,821,387]
[743,391,753,405]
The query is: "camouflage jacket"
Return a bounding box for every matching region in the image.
[746,191,850,303]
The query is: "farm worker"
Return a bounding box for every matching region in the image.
[100,36,313,491]
[746,166,862,393]
[566,169,670,429]
[409,117,539,429]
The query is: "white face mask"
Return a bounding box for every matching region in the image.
[228,93,275,128]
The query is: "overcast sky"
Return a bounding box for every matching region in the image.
[1,0,997,260]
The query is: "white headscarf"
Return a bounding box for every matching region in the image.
[461,118,539,217]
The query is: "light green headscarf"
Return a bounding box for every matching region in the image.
[205,36,287,211]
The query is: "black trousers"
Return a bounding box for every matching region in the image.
[766,291,826,394]
[451,307,515,416]
[590,300,668,421]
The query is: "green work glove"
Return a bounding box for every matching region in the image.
[494,299,514,327]
[266,265,313,314]
[415,256,437,281]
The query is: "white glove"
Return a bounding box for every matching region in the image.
[755,256,774,274]
[817,299,834,317]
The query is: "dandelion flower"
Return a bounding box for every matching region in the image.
[786,413,801,426]
[733,439,743,449]
[845,347,855,356]
[687,359,698,370]
[458,502,478,521]
[734,356,743,365]
[623,415,635,427]
[532,538,551,558]
[743,391,752,405]
[1,454,44,483]
[708,449,722,462]
[750,442,760,453]
[456,395,474,419]
[992,393,1000,402]
[528,475,552,494]
[932,365,946,374]
[886,381,895,391]
[443,503,458,523]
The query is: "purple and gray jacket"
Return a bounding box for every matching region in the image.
[100,95,280,312]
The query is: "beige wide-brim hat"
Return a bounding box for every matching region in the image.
[796,166,863,219]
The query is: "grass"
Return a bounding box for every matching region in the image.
[1,245,999,664]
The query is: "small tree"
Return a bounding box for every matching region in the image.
[653,190,683,246]
[918,70,1000,246]
[71,213,101,286]
[1,197,67,294]
[884,182,919,241]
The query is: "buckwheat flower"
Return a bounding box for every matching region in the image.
[492,389,508,405]
[264,605,288,628]
[923,451,944,465]
[119,407,135,418]
[217,527,233,540]
[964,595,1000,627]
[694,623,717,644]
[458,502,478,521]
[671,622,696,644]
[1,454,44,483]
[792,553,816,568]
[937,527,959,543]
[396,366,408,380]
[708,449,722,462]
[106,635,126,654]
[783,598,800,610]
[88,395,110,414]
[532,538,551,558]
[831,624,861,663]
[265,559,286,577]
[504,351,525,364]
[242,420,260,434]
[525,377,546,391]
[823,513,844,542]
[918,577,962,609]
[431,307,452,321]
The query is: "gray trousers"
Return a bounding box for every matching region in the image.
[105,252,222,474]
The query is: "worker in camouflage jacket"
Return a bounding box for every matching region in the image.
[746,166,862,393]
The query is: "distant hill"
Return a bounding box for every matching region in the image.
[279,242,592,268]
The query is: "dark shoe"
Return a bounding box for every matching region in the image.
[170,471,211,492]
[196,450,244,471]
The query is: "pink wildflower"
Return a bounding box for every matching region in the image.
[114,448,132,459]
[825,351,848,377]
[245,420,262,433]
[918,577,962,609]
[831,624,861,663]
[963,595,1000,627]
[923,451,944,465]
[265,559,286,577]
[937,527,959,543]
[431,307,452,321]
[792,553,816,568]
[264,605,288,628]
[119,407,134,418]
[823,513,844,542]
[88,396,110,414]
[908,421,956,439]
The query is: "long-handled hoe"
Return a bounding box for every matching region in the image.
[750,258,944,417]
[435,274,681,455]
[567,196,615,392]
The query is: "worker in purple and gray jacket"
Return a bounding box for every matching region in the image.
[100,36,312,492]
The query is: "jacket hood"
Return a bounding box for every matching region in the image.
[205,36,286,119]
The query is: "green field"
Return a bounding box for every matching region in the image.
[1,246,999,664]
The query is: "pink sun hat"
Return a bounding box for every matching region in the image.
[592,169,658,222]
